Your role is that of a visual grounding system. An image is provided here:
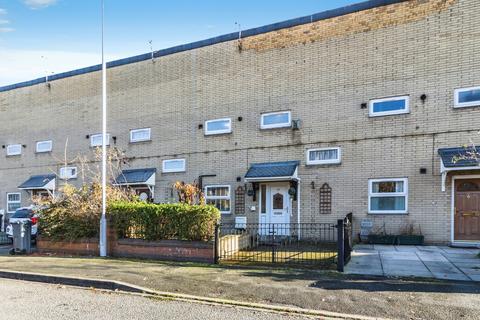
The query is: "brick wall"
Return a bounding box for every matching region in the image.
[1,0,480,243]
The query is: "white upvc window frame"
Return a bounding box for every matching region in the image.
[162,159,186,173]
[90,133,111,147]
[369,95,410,117]
[36,140,53,153]
[306,147,342,165]
[6,144,22,156]
[368,178,408,214]
[454,86,480,108]
[260,111,292,130]
[59,166,78,180]
[204,118,232,135]
[130,128,151,143]
[7,192,21,213]
[205,185,231,215]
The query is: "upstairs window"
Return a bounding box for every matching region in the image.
[7,193,21,213]
[130,128,151,143]
[454,86,480,108]
[162,159,186,173]
[36,140,52,153]
[205,185,231,214]
[6,144,22,156]
[368,178,408,214]
[90,133,110,147]
[59,166,78,180]
[261,111,291,129]
[369,96,409,117]
[205,118,232,135]
[307,147,341,165]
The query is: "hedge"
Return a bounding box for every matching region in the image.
[109,201,221,242]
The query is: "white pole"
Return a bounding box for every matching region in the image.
[99,0,107,257]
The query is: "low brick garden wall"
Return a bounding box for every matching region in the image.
[37,227,215,263]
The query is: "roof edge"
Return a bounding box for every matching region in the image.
[0,0,407,93]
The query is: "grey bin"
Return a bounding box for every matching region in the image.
[10,221,31,254]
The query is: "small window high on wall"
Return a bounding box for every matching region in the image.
[369,96,409,117]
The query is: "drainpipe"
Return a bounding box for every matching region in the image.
[297,178,301,240]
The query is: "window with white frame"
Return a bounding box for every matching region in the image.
[205,118,232,135]
[306,147,341,165]
[36,140,52,153]
[7,193,21,213]
[260,111,291,129]
[454,86,480,108]
[162,159,186,173]
[368,178,408,214]
[130,128,151,143]
[90,133,110,147]
[369,96,409,117]
[6,144,22,156]
[59,166,78,180]
[205,185,231,214]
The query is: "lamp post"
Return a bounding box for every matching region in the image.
[99,0,107,257]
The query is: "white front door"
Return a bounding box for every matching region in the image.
[259,183,291,235]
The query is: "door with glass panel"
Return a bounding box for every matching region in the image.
[259,183,290,236]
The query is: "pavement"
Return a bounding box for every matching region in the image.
[0,278,315,320]
[345,245,480,282]
[0,255,479,319]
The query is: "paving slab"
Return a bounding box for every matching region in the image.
[348,244,480,282]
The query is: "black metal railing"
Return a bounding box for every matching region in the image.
[0,232,11,245]
[218,223,338,267]
[337,213,353,272]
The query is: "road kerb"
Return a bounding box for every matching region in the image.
[0,269,387,320]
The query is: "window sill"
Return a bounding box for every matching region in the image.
[368,212,409,215]
[368,111,410,118]
[129,140,152,145]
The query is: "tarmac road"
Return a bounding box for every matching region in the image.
[0,278,316,320]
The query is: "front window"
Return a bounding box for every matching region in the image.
[260,111,291,129]
[130,128,151,143]
[36,140,52,153]
[7,193,21,213]
[162,159,186,173]
[6,144,22,156]
[205,118,232,135]
[454,86,480,108]
[368,178,408,214]
[90,134,110,147]
[205,185,231,214]
[307,147,341,165]
[369,96,409,117]
[59,167,78,180]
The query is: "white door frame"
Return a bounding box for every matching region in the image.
[451,174,480,246]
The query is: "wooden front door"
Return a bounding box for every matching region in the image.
[454,179,480,241]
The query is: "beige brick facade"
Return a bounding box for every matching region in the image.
[0,0,479,243]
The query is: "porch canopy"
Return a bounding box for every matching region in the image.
[18,174,56,192]
[113,168,156,199]
[114,168,156,186]
[439,147,480,191]
[245,161,300,182]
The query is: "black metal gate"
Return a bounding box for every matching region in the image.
[217,223,338,268]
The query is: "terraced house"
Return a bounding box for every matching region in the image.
[0,0,479,245]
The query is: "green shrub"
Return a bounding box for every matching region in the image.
[109,201,220,242]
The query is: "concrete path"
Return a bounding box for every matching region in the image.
[345,245,480,282]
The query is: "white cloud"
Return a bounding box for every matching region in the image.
[0,27,14,33]
[23,0,58,9]
[0,49,123,86]
[0,20,9,24]
[0,8,6,15]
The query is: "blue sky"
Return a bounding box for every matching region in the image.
[0,0,360,86]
